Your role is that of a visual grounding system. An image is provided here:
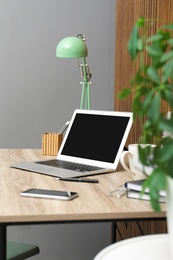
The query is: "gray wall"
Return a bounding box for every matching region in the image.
[0,0,115,148]
[1,0,116,259]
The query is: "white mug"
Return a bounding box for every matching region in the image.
[120,144,156,179]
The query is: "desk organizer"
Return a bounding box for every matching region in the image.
[42,133,63,156]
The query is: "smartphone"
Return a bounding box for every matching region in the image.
[21,188,78,200]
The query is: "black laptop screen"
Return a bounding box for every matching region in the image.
[61,113,130,163]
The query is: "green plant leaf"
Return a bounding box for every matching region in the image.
[162,58,173,83]
[159,119,173,133]
[138,144,154,166]
[137,38,144,51]
[142,122,156,143]
[161,89,173,106]
[163,24,173,30]
[150,169,166,211]
[128,25,139,60]
[167,159,173,178]
[146,45,163,58]
[160,50,173,63]
[146,93,160,122]
[132,93,143,119]
[133,69,151,86]
[147,66,160,84]
[142,89,154,112]
[142,169,166,211]
[156,138,173,162]
[146,34,163,43]
[165,84,173,91]
[118,88,131,99]
[136,17,145,27]
[157,29,171,41]
[168,38,173,46]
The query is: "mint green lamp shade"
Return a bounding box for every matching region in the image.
[56,37,88,58]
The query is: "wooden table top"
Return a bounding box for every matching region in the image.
[0,149,166,223]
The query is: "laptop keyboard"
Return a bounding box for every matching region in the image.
[36,159,103,173]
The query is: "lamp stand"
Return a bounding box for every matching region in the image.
[79,57,92,109]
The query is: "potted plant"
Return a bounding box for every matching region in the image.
[118,17,173,212]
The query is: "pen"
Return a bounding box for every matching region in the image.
[57,177,99,183]
[58,121,70,134]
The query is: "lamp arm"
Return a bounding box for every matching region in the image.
[78,58,92,109]
[77,58,92,80]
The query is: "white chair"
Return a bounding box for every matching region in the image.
[94,234,169,260]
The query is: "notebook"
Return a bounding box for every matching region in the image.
[11,109,133,178]
[125,179,166,197]
[126,190,166,203]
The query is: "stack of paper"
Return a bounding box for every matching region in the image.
[125,179,166,203]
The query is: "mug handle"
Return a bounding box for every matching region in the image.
[120,151,134,174]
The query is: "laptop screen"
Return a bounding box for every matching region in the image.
[60,112,131,163]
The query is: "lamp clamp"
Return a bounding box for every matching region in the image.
[77,34,86,42]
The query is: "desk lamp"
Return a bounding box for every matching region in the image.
[56,34,92,109]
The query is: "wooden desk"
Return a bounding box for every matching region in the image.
[0,149,166,258]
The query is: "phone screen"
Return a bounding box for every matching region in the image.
[21,189,78,200]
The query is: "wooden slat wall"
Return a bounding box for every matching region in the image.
[116,220,167,242]
[114,0,173,145]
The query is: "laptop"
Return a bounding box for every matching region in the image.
[11,109,133,178]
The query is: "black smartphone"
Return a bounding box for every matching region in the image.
[21,188,78,200]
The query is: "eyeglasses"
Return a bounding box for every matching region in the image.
[109,185,128,199]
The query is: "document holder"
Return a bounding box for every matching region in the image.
[42,133,63,156]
